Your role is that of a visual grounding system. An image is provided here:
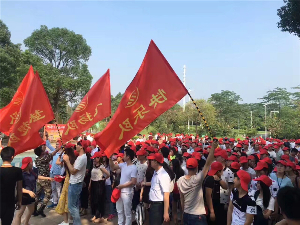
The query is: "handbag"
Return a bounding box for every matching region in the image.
[135,203,145,225]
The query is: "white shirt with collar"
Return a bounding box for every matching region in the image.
[187,148,194,154]
[149,167,171,202]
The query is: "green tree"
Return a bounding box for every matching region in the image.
[23,25,93,120]
[277,0,300,38]
[111,92,123,115]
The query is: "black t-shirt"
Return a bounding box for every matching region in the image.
[230,188,257,225]
[0,166,23,205]
[203,175,221,205]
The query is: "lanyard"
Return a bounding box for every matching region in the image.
[277,175,285,189]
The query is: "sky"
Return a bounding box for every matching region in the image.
[1,1,299,104]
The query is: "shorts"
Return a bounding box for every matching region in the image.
[22,194,35,205]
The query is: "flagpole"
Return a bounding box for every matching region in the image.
[187,92,213,137]
[53,117,63,143]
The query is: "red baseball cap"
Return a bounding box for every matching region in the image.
[192,152,201,161]
[214,150,228,160]
[194,147,201,152]
[40,141,46,146]
[247,155,256,161]
[111,188,121,203]
[261,157,272,165]
[281,155,290,162]
[239,156,248,164]
[237,170,251,191]
[86,147,92,154]
[296,165,300,170]
[183,152,191,158]
[186,158,198,169]
[259,149,268,155]
[74,150,79,157]
[254,175,272,187]
[148,153,164,164]
[224,141,230,144]
[228,155,238,162]
[91,151,102,159]
[21,157,33,170]
[117,153,124,158]
[230,162,241,170]
[208,162,223,176]
[254,161,268,171]
[277,160,287,166]
[136,149,147,156]
[236,144,242,148]
[282,147,290,151]
[286,162,296,170]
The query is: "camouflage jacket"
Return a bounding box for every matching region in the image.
[35,153,53,177]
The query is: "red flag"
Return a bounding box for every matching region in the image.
[9,72,54,155]
[95,40,188,157]
[0,66,35,135]
[61,69,111,143]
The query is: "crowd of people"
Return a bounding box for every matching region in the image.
[1,133,300,225]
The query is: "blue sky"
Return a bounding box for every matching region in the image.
[1,1,299,103]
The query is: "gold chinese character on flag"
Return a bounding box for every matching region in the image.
[149,89,167,109]
[9,133,20,143]
[10,111,20,125]
[78,112,93,125]
[18,122,31,136]
[64,120,78,135]
[119,118,133,140]
[133,105,150,125]
[29,110,45,123]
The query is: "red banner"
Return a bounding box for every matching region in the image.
[61,69,111,143]
[0,66,35,135]
[45,124,66,142]
[9,72,54,155]
[95,40,188,157]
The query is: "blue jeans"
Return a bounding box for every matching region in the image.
[68,182,83,225]
[105,185,116,215]
[183,213,207,225]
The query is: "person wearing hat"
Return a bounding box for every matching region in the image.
[275,187,300,225]
[33,140,61,217]
[109,149,137,225]
[250,175,275,225]
[270,161,293,189]
[239,156,256,179]
[0,147,23,225]
[230,162,241,174]
[147,153,171,224]
[289,148,299,164]
[89,152,110,223]
[13,157,53,225]
[204,161,228,225]
[177,142,218,225]
[285,162,297,187]
[132,149,148,213]
[62,141,87,225]
[215,150,234,219]
[227,170,257,225]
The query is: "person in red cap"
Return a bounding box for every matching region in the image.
[109,149,137,225]
[215,149,235,217]
[204,161,228,224]
[177,142,217,225]
[89,152,110,223]
[33,140,61,217]
[239,156,256,179]
[132,149,148,213]
[227,170,257,225]
[289,148,299,164]
[270,161,293,189]
[285,162,298,188]
[0,147,23,225]
[230,162,241,173]
[250,175,275,225]
[13,157,53,225]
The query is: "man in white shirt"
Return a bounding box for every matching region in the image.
[136,133,144,143]
[148,153,171,224]
[177,142,217,224]
[63,142,87,225]
[109,149,137,225]
[239,156,256,179]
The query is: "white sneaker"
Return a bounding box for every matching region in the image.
[58,222,69,225]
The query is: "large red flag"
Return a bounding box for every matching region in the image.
[0,66,35,135]
[61,69,111,143]
[95,40,188,157]
[9,72,54,155]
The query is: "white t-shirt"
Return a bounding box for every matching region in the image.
[91,165,105,181]
[249,177,279,198]
[249,191,275,211]
[119,162,137,193]
[136,161,148,185]
[69,154,87,184]
[220,167,234,204]
[136,138,144,142]
[241,167,256,179]
[91,147,99,156]
[187,148,194,154]
[149,167,171,202]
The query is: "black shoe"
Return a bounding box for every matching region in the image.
[40,211,46,217]
[36,205,46,217]
[33,204,38,216]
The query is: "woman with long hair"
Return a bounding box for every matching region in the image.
[89,152,110,223]
[170,159,185,225]
[55,147,76,225]
[13,157,53,225]
[252,175,275,225]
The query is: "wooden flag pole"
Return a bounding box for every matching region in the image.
[187,92,213,137]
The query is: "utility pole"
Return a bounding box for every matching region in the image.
[250,111,253,128]
[264,103,268,139]
[183,65,186,112]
